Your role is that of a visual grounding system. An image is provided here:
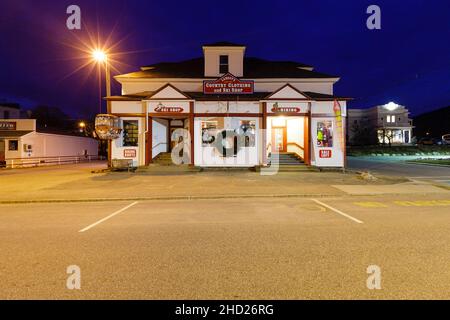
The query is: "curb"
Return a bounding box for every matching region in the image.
[0,190,448,204]
[404,161,450,168]
[0,193,341,204]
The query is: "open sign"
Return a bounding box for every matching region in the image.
[319,150,332,158]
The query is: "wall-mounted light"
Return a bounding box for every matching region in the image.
[385,102,399,111]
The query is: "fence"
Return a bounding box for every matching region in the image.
[1,155,105,169]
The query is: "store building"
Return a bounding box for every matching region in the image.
[347,103,414,145]
[105,42,350,168]
[0,119,99,168]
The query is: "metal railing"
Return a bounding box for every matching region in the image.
[2,155,105,169]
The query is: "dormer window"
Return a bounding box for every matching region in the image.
[219,55,229,74]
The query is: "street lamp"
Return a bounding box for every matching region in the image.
[92,49,111,101]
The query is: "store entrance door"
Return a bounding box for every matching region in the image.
[0,140,5,162]
[272,127,287,153]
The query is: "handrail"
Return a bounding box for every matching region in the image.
[152,142,167,150]
[287,142,304,151]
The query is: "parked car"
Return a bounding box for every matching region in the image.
[442,134,450,145]
[418,137,435,145]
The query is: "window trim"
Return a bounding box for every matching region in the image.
[219,55,229,74]
[8,139,19,151]
[122,120,139,147]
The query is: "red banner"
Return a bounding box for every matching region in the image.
[204,73,254,95]
[0,122,16,130]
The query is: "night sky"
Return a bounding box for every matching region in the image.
[1,0,450,119]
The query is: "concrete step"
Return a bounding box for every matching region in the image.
[136,164,202,175]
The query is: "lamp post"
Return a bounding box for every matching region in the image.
[92,49,111,110]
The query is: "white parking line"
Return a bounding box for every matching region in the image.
[311,199,364,224]
[79,201,139,233]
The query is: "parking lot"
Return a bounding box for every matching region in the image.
[1,194,450,299]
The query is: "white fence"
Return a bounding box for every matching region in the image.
[2,155,105,169]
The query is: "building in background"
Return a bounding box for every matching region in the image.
[0,119,99,168]
[104,42,350,168]
[0,103,20,119]
[347,103,414,146]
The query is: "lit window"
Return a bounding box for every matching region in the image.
[122,120,139,147]
[219,55,229,74]
[386,115,396,123]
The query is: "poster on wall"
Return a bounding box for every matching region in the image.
[317,121,333,148]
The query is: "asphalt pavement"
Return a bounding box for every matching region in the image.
[1,195,450,299]
[347,157,450,178]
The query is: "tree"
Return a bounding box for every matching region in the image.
[30,105,72,130]
[380,129,394,147]
[350,123,377,146]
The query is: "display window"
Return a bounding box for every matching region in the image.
[238,120,256,148]
[8,140,18,151]
[317,121,333,148]
[201,118,224,147]
[122,120,139,147]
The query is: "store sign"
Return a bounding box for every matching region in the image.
[319,150,332,158]
[271,102,301,113]
[154,103,184,113]
[123,149,137,158]
[0,122,16,130]
[203,73,254,95]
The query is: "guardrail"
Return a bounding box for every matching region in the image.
[1,155,105,169]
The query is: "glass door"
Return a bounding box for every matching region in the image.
[272,127,287,152]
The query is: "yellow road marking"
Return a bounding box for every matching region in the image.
[394,200,450,207]
[353,202,388,208]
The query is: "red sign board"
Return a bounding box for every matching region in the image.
[319,150,332,158]
[203,73,254,95]
[0,122,16,130]
[155,103,184,113]
[123,149,137,158]
[271,103,301,113]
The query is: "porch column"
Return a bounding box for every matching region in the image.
[262,102,267,165]
[146,116,153,165]
[189,102,195,166]
[304,111,311,165]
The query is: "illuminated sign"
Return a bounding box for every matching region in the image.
[203,73,254,95]
[154,103,184,113]
[123,149,137,158]
[319,150,332,158]
[0,122,16,130]
[271,102,301,113]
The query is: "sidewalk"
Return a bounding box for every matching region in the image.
[0,162,447,203]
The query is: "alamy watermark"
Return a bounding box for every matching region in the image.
[169,128,281,175]
[66,5,81,30]
[66,265,81,290]
[367,5,381,30]
[366,265,382,290]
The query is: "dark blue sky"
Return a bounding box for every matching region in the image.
[1,0,449,118]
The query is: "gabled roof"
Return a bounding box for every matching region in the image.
[265,84,311,100]
[119,57,331,80]
[146,84,192,100]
